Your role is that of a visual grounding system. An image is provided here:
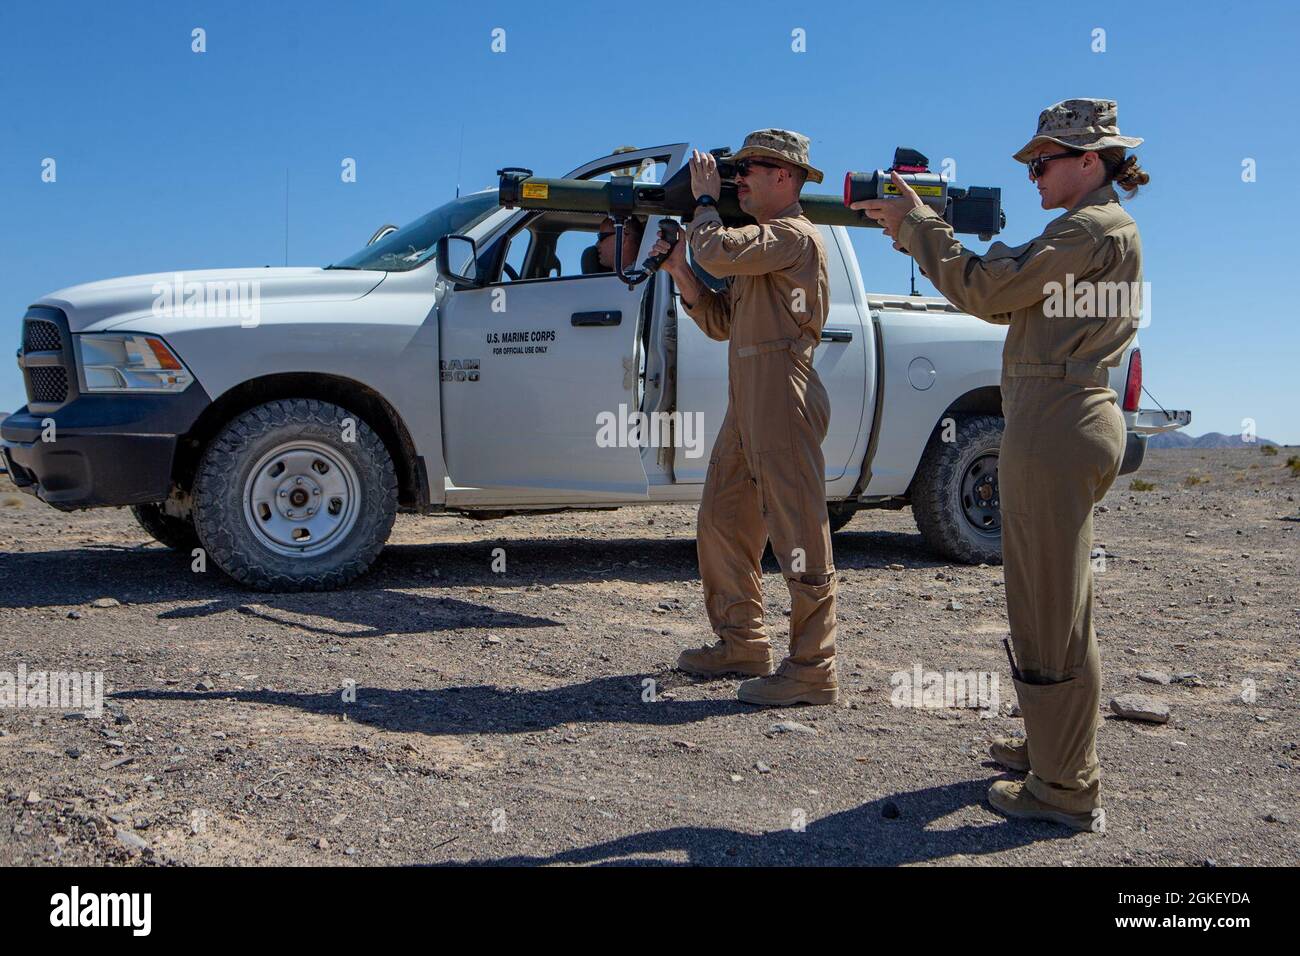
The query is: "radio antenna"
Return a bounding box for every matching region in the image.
[455,124,465,198]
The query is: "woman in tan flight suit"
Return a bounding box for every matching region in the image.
[860,99,1150,830]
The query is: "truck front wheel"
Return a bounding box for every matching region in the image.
[910,413,1004,565]
[191,399,398,591]
[130,503,200,552]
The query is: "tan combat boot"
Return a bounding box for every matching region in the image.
[736,661,839,707]
[989,736,1030,772]
[676,640,774,678]
[987,779,1102,832]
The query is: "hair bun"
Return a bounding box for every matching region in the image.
[1115,154,1150,191]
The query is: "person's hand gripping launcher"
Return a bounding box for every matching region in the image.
[642,220,682,279]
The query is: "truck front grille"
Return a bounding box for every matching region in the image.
[26,366,69,404]
[23,319,62,353]
[19,310,76,411]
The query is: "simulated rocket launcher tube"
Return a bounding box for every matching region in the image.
[498,169,882,229]
[498,149,1006,240]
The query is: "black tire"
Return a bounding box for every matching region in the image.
[910,413,1004,565]
[827,503,857,535]
[130,502,200,552]
[191,399,398,591]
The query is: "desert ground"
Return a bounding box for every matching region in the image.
[0,446,1295,866]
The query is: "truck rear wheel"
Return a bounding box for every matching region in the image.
[910,413,1004,565]
[130,502,200,552]
[191,399,398,591]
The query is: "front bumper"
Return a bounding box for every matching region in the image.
[2,387,210,511]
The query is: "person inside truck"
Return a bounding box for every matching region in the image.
[858,98,1149,833]
[588,216,645,273]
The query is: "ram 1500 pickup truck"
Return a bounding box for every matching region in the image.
[2,143,1190,590]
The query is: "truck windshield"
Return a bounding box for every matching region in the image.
[328,192,500,272]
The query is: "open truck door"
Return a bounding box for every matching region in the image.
[437,144,688,502]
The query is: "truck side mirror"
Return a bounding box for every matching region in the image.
[436,235,481,288]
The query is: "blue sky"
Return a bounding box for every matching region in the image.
[2,0,1296,440]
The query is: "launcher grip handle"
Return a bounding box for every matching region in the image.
[641,220,682,274]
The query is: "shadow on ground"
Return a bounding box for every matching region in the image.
[112,672,747,735]
[112,679,1070,864]
[0,528,942,639]
[444,778,1071,866]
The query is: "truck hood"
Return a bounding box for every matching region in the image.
[34,267,387,332]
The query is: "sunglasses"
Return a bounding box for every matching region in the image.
[734,159,784,178]
[1026,151,1080,181]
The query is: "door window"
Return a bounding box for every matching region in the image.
[488,155,670,284]
[493,212,650,283]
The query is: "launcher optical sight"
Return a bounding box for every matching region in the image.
[842,147,1004,241]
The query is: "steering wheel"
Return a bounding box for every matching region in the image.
[502,263,520,281]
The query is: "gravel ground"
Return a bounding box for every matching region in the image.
[0,447,1296,866]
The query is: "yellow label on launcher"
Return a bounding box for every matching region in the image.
[885,183,944,197]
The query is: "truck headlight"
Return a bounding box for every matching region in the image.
[75,333,193,392]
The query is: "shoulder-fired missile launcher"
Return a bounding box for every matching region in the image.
[497,147,1004,287]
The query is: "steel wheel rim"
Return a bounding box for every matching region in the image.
[243,440,361,557]
[959,452,1001,537]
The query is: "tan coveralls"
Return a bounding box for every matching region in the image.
[897,184,1141,812]
[682,201,837,681]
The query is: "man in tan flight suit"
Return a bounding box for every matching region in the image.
[860,100,1148,829]
[651,130,838,707]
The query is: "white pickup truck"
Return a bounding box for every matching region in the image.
[2,143,1189,590]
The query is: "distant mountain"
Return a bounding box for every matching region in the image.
[1149,431,1282,449]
